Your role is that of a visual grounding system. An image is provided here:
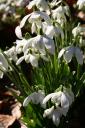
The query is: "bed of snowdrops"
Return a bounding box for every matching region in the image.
[0,0,85,127]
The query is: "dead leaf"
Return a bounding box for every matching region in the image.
[0,114,16,128]
[11,102,22,119]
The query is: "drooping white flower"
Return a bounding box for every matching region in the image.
[77,0,85,9]
[58,46,83,65]
[0,53,8,78]
[42,89,74,126]
[43,90,74,116]
[23,35,55,55]
[42,22,64,39]
[27,0,50,14]
[72,25,85,37]
[16,35,55,66]
[52,5,69,25]
[16,39,28,54]
[23,90,45,108]
[20,11,51,28]
[43,106,62,126]
[4,46,18,62]
[15,11,51,37]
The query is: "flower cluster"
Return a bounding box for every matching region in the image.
[0,0,85,127]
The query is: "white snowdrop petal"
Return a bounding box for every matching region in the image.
[43,36,55,55]
[64,47,74,63]
[31,22,37,34]
[43,106,54,118]
[58,48,65,59]
[29,54,38,67]
[51,91,62,104]
[23,92,37,106]
[75,47,83,65]
[16,56,25,65]
[23,38,33,52]
[52,110,61,126]
[20,14,31,28]
[45,25,55,38]
[15,26,22,39]
[42,93,56,104]
[61,92,69,108]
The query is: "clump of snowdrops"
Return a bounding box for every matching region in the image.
[0,0,85,127]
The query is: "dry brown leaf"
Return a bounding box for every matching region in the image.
[11,102,22,119]
[0,114,16,128]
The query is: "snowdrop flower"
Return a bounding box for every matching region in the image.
[77,0,85,9]
[16,53,39,67]
[23,35,55,55]
[72,25,85,37]
[23,90,46,108]
[58,46,83,65]
[52,5,69,25]
[16,35,55,66]
[42,22,64,39]
[0,52,8,78]
[25,11,51,26]
[27,0,50,14]
[42,89,74,126]
[43,90,74,116]
[15,11,51,38]
[4,46,17,62]
[15,39,28,54]
[43,106,62,126]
